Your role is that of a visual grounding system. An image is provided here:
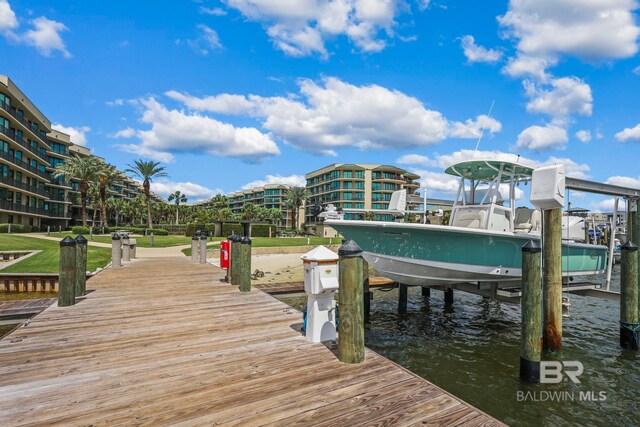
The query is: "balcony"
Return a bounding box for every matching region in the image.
[0,99,50,148]
[0,175,48,197]
[0,125,49,164]
[0,199,48,216]
[0,149,49,180]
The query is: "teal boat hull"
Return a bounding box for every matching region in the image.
[326,220,608,287]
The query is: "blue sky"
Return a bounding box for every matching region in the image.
[1,0,639,210]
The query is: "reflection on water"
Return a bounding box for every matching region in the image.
[279,265,640,426]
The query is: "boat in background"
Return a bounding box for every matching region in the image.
[326,160,608,287]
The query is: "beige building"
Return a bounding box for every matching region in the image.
[305,163,420,228]
[226,184,304,229]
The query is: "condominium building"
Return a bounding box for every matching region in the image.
[305,163,421,226]
[226,184,303,229]
[0,75,161,229]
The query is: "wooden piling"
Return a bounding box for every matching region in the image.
[630,199,640,316]
[338,240,365,364]
[444,288,454,304]
[111,234,121,268]
[398,283,408,314]
[199,234,207,264]
[190,236,199,262]
[620,241,639,350]
[75,235,88,297]
[230,234,242,285]
[362,259,371,323]
[238,237,252,292]
[543,208,563,355]
[58,237,76,307]
[520,240,542,382]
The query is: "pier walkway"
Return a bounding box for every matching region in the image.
[0,257,501,426]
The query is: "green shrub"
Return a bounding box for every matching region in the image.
[157,224,187,235]
[185,223,216,237]
[72,226,91,235]
[108,226,169,236]
[0,224,33,233]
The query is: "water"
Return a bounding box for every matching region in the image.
[279,266,640,426]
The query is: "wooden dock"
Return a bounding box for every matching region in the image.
[0,257,502,426]
[255,276,396,295]
[0,298,55,317]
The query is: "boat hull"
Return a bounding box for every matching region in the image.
[326,220,608,287]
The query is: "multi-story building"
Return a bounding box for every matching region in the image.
[226,184,303,228]
[305,163,421,225]
[0,75,162,229]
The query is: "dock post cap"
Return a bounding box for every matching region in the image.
[621,241,638,252]
[200,231,208,239]
[60,236,77,247]
[75,234,88,244]
[521,240,541,253]
[338,239,363,257]
[231,234,242,243]
[111,233,121,240]
[241,236,252,245]
[192,235,199,240]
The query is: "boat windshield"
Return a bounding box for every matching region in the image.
[445,160,533,233]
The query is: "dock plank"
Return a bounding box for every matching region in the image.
[0,257,502,426]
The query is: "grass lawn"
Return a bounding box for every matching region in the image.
[181,236,337,256]
[0,235,111,274]
[48,233,221,248]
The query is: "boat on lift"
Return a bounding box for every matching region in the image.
[325,159,608,287]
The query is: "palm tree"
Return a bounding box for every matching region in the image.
[97,163,120,227]
[168,191,188,224]
[241,202,258,221]
[284,186,309,231]
[125,160,168,229]
[54,155,100,226]
[109,197,126,226]
[209,194,229,209]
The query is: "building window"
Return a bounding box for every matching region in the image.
[0,92,10,107]
[343,171,353,178]
[355,171,364,179]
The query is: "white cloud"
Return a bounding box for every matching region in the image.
[114,97,280,163]
[23,16,71,57]
[222,0,421,57]
[516,124,568,151]
[460,35,502,63]
[499,0,640,80]
[151,180,223,202]
[634,65,640,75]
[575,130,591,143]
[165,77,502,155]
[606,175,640,189]
[200,6,227,16]
[0,0,18,32]
[396,154,433,167]
[0,2,71,57]
[593,198,627,212]
[448,114,502,139]
[52,123,90,146]
[414,170,460,197]
[541,156,590,179]
[240,174,306,190]
[615,123,640,142]
[106,98,125,107]
[188,24,223,55]
[112,127,137,138]
[525,77,592,119]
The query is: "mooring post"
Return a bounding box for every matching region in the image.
[338,240,365,364]
[199,233,207,264]
[362,259,371,323]
[239,236,252,292]
[150,232,154,247]
[191,235,199,262]
[111,234,121,268]
[58,236,76,307]
[230,234,242,285]
[543,208,563,355]
[75,235,88,297]
[444,288,454,304]
[122,234,131,262]
[521,240,542,382]
[629,198,640,316]
[620,241,639,350]
[398,283,408,314]
[422,287,431,297]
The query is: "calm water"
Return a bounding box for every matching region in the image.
[280,265,640,426]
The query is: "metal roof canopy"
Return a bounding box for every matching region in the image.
[566,177,640,198]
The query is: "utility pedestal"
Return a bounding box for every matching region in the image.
[191,235,199,262]
[302,245,339,343]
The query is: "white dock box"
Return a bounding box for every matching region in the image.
[530,164,566,210]
[301,246,339,343]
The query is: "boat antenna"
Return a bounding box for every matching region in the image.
[474,99,495,151]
